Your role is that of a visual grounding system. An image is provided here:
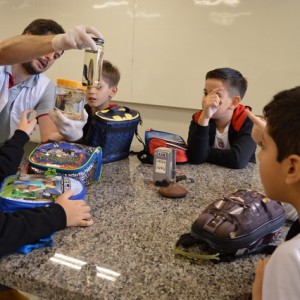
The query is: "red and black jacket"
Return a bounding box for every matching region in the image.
[187,104,256,169]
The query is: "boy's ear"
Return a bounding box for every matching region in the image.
[285,155,300,185]
[229,96,241,110]
[110,86,118,98]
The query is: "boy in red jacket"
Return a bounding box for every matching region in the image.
[187,67,256,169]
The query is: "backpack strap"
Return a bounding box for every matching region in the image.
[285,219,300,241]
[130,128,153,163]
[174,232,280,263]
[255,219,300,257]
[133,146,154,164]
[134,128,145,148]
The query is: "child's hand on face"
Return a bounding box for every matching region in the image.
[246,110,266,146]
[17,110,37,136]
[201,88,223,120]
[56,190,94,227]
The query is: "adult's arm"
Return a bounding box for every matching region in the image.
[0,35,55,65]
[0,25,103,66]
[0,204,66,257]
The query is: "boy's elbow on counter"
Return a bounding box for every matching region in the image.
[187,152,206,164]
[188,159,204,165]
[229,160,249,169]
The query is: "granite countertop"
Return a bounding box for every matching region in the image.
[0,156,289,300]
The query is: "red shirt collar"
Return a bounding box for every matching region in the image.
[8,74,14,88]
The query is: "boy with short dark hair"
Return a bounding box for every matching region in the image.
[187,67,256,169]
[252,86,300,299]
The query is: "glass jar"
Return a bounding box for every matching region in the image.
[82,37,104,87]
[55,78,86,120]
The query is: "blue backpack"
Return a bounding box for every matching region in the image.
[0,174,86,254]
[27,142,102,185]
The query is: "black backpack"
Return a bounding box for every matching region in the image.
[175,189,286,263]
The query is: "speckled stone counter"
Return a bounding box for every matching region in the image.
[0,156,289,300]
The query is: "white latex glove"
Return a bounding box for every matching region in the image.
[49,109,88,142]
[52,25,103,52]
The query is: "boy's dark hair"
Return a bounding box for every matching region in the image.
[22,19,65,35]
[263,86,300,162]
[102,60,120,87]
[206,68,247,99]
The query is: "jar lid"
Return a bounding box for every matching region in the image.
[56,78,86,90]
[92,37,104,44]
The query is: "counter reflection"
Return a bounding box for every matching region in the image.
[50,252,121,282]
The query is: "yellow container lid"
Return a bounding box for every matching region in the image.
[56,78,86,90]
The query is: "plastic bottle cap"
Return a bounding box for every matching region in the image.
[56,78,86,90]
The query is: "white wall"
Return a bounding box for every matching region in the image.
[2,0,300,144]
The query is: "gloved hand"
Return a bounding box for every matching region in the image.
[49,109,88,142]
[52,25,103,52]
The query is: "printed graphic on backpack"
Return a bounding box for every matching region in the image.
[0,174,86,212]
[0,174,86,254]
[27,142,102,185]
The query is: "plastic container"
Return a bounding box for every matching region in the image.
[55,78,86,120]
[82,37,104,87]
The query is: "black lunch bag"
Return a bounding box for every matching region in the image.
[83,106,142,164]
